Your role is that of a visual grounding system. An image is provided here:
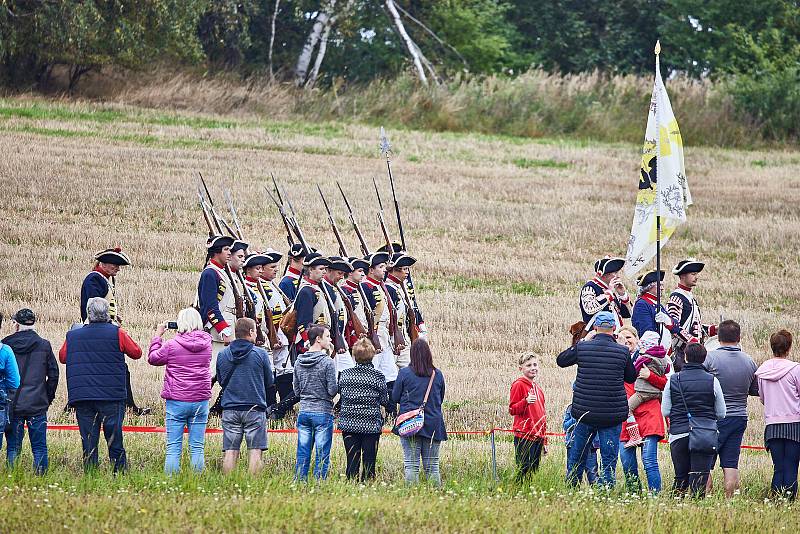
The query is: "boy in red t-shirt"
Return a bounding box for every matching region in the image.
[508,353,547,479]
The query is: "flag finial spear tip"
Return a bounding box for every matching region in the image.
[655,40,661,55]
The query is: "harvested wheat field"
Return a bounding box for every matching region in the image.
[0,97,798,531]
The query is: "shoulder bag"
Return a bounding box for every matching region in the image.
[393,370,436,438]
[676,374,719,454]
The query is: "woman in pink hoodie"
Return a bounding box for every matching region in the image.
[755,329,800,500]
[148,307,213,474]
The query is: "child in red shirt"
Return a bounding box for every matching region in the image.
[508,353,547,479]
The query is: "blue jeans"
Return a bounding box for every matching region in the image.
[566,422,622,488]
[619,436,662,493]
[295,412,334,481]
[74,400,127,473]
[566,446,599,484]
[165,400,209,474]
[6,414,48,474]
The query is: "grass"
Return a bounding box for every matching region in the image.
[0,96,799,531]
[0,432,793,533]
[512,157,571,169]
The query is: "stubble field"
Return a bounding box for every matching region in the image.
[0,97,798,532]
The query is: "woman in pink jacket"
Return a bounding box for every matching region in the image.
[148,307,212,474]
[755,329,800,500]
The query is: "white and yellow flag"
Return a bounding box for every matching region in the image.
[624,41,692,276]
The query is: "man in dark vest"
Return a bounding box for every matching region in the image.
[59,297,142,473]
[557,311,637,488]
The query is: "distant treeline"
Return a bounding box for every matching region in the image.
[1,1,798,142]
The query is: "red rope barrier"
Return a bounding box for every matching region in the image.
[45,425,767,450]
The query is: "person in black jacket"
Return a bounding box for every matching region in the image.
[2,309,59,474]
[557,311,636,488]
[661,343,726,497]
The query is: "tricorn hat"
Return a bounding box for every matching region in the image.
[349,256,370,271]
[230,240,249,254]
[636,269,665,287]
[390,252,417,269]
[262,248,283,264]
[243,253,271,269]
[672,258,705,276]
[367,251,391,267]
[327,256,353,273]
[377,242,404,254]
[303,252,331,268]
[206,235,235,251]
[594,256,625,276]
[94,247,131,266]
[289,243,315,258]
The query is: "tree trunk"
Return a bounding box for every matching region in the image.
[305,21,332,88]
[384,0,429,85]
[294,1,336,87]
[268,0,280,81]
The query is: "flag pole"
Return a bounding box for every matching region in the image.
[654,40,662,316]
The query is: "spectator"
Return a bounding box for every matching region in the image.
[293,324,338,481]
[703,320,758,497]
[392,338,447,486]
[508,353,547,479]
[618,331,668,494]
[2,309,58,474]
[59,297,141,473]
[217,317,274,475]
[563,402,599,485]
[755,329,800,500]
[616,325,639,353]
[662,343,726,498]
[337,338,389,481]
[557,311,636,488]
[0,313,21,452]
[148,308,213,474]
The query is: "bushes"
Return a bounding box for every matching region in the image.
[727,68,800,140]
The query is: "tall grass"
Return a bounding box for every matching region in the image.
[91,68,769,148]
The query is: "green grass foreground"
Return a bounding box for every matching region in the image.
[0,432,794,533]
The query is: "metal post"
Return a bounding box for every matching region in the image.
[490,429,498,482]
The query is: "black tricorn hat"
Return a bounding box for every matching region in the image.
[94,247,131,266]
[367,251,391,267]
[262,248,283,264]
[230,240,249,254]
[377,242,404,254]
[637,269,665,287]
[206,235,235,251]
[594,256,625,275]
[289,243,316,258]
[349,256,370,271]
[243,253,271,269]
[390,252,417,269]
[303,252,331,268]
[327,256,353,273]
[672,258,705,276]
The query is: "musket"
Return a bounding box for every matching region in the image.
[223,189,266,346]
[380,128,425,329]
[280,184,348,354]
[372,178,409,354]
[317,184,371,343]
[334,183,380,348]
[196,182,245,322]
[317,184,348,258]
[336,181,370,256]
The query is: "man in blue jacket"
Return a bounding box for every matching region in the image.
[557,311,637,488]
[60,297,142,473]
[217,317,274,475]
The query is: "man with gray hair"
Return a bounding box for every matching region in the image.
[2,309,59,474]
[59,297,142,472]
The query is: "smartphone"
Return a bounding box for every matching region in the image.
[166,321,179,330]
